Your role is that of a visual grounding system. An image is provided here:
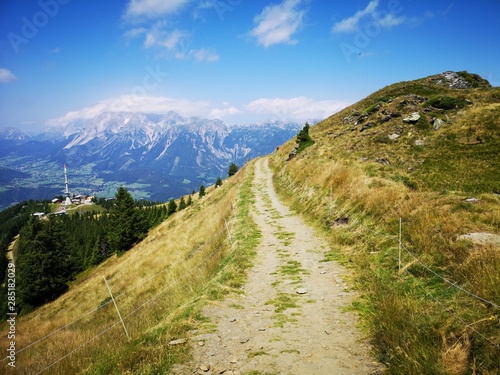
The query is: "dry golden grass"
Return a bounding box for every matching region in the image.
[442,332,472,375]
[268,99,500,374]
[0,163,258,374]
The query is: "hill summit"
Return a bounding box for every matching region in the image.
[302,70,499,194]
[270,70,499,374]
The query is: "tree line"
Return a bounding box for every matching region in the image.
[0,187,194,315]
[0,163,240,316]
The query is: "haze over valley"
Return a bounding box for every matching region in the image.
[0,112,303,209]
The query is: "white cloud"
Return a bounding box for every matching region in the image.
[333,0,378,32]
[332,0,406,33]
[124,27,148,40]
[50,47,61,54]
[250,0,306,47]
[124,22,218,62]
[124,0,190,19]
[47,95,348,126]
[190,48,219,62]
[376,13,406,28]
[209,105,242,120]
[0,68,17,83]
[246,96,349,122]
[47,95,212,125]
[144,24,186,50]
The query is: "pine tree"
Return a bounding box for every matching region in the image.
[178,196,187,210]
[17,217,72,309]
[296,122,314,153]
[108,187,147,253]
[88,235,107,266]
[199,185,206,198]
[228,163,239,177]
[187,195,192,206]
[167,199,177,215]
[215,176,223,187]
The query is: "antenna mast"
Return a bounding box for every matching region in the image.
[64,164,72,205]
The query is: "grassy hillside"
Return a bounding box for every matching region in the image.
[0,163,260,374]
[269,72,499,374]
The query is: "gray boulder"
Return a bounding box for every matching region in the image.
[433,118,445,130]
[457,233,500,247]
[403,112,421,123]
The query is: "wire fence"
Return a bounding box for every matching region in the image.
[282,172,499,348]
[2,167,498,373]
[1,192,241,374]
[35,226,235,375]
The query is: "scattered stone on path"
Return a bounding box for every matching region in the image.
[187,158,383,375]
[168,338,187,346]
[198,363,210,372]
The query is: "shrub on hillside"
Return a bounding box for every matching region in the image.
[424,96,468,110]
[296,122,315,153]
[228,163,239,177]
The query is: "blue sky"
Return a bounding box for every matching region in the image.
[0,0,499,132]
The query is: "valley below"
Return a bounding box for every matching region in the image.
[0,112,302,209]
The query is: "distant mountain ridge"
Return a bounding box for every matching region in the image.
[0,112,303,209]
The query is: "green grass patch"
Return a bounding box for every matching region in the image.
[247,350,270,358]
[275,230,295,246]
[229,303,245,310]
[265,292,299,314]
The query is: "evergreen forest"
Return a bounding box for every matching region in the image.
[0,187,193,316]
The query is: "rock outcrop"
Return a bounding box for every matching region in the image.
[402,112,421,123]
[432,71,491,89]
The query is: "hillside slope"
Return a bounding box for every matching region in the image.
[0,163,260,374]
[270,71,499,374]
[305,71,498,194]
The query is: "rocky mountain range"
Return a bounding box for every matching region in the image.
[0,112,303,209]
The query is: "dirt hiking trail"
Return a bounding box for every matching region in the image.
[177,158,380,374]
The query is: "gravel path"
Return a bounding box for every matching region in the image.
[179,157,379,374]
